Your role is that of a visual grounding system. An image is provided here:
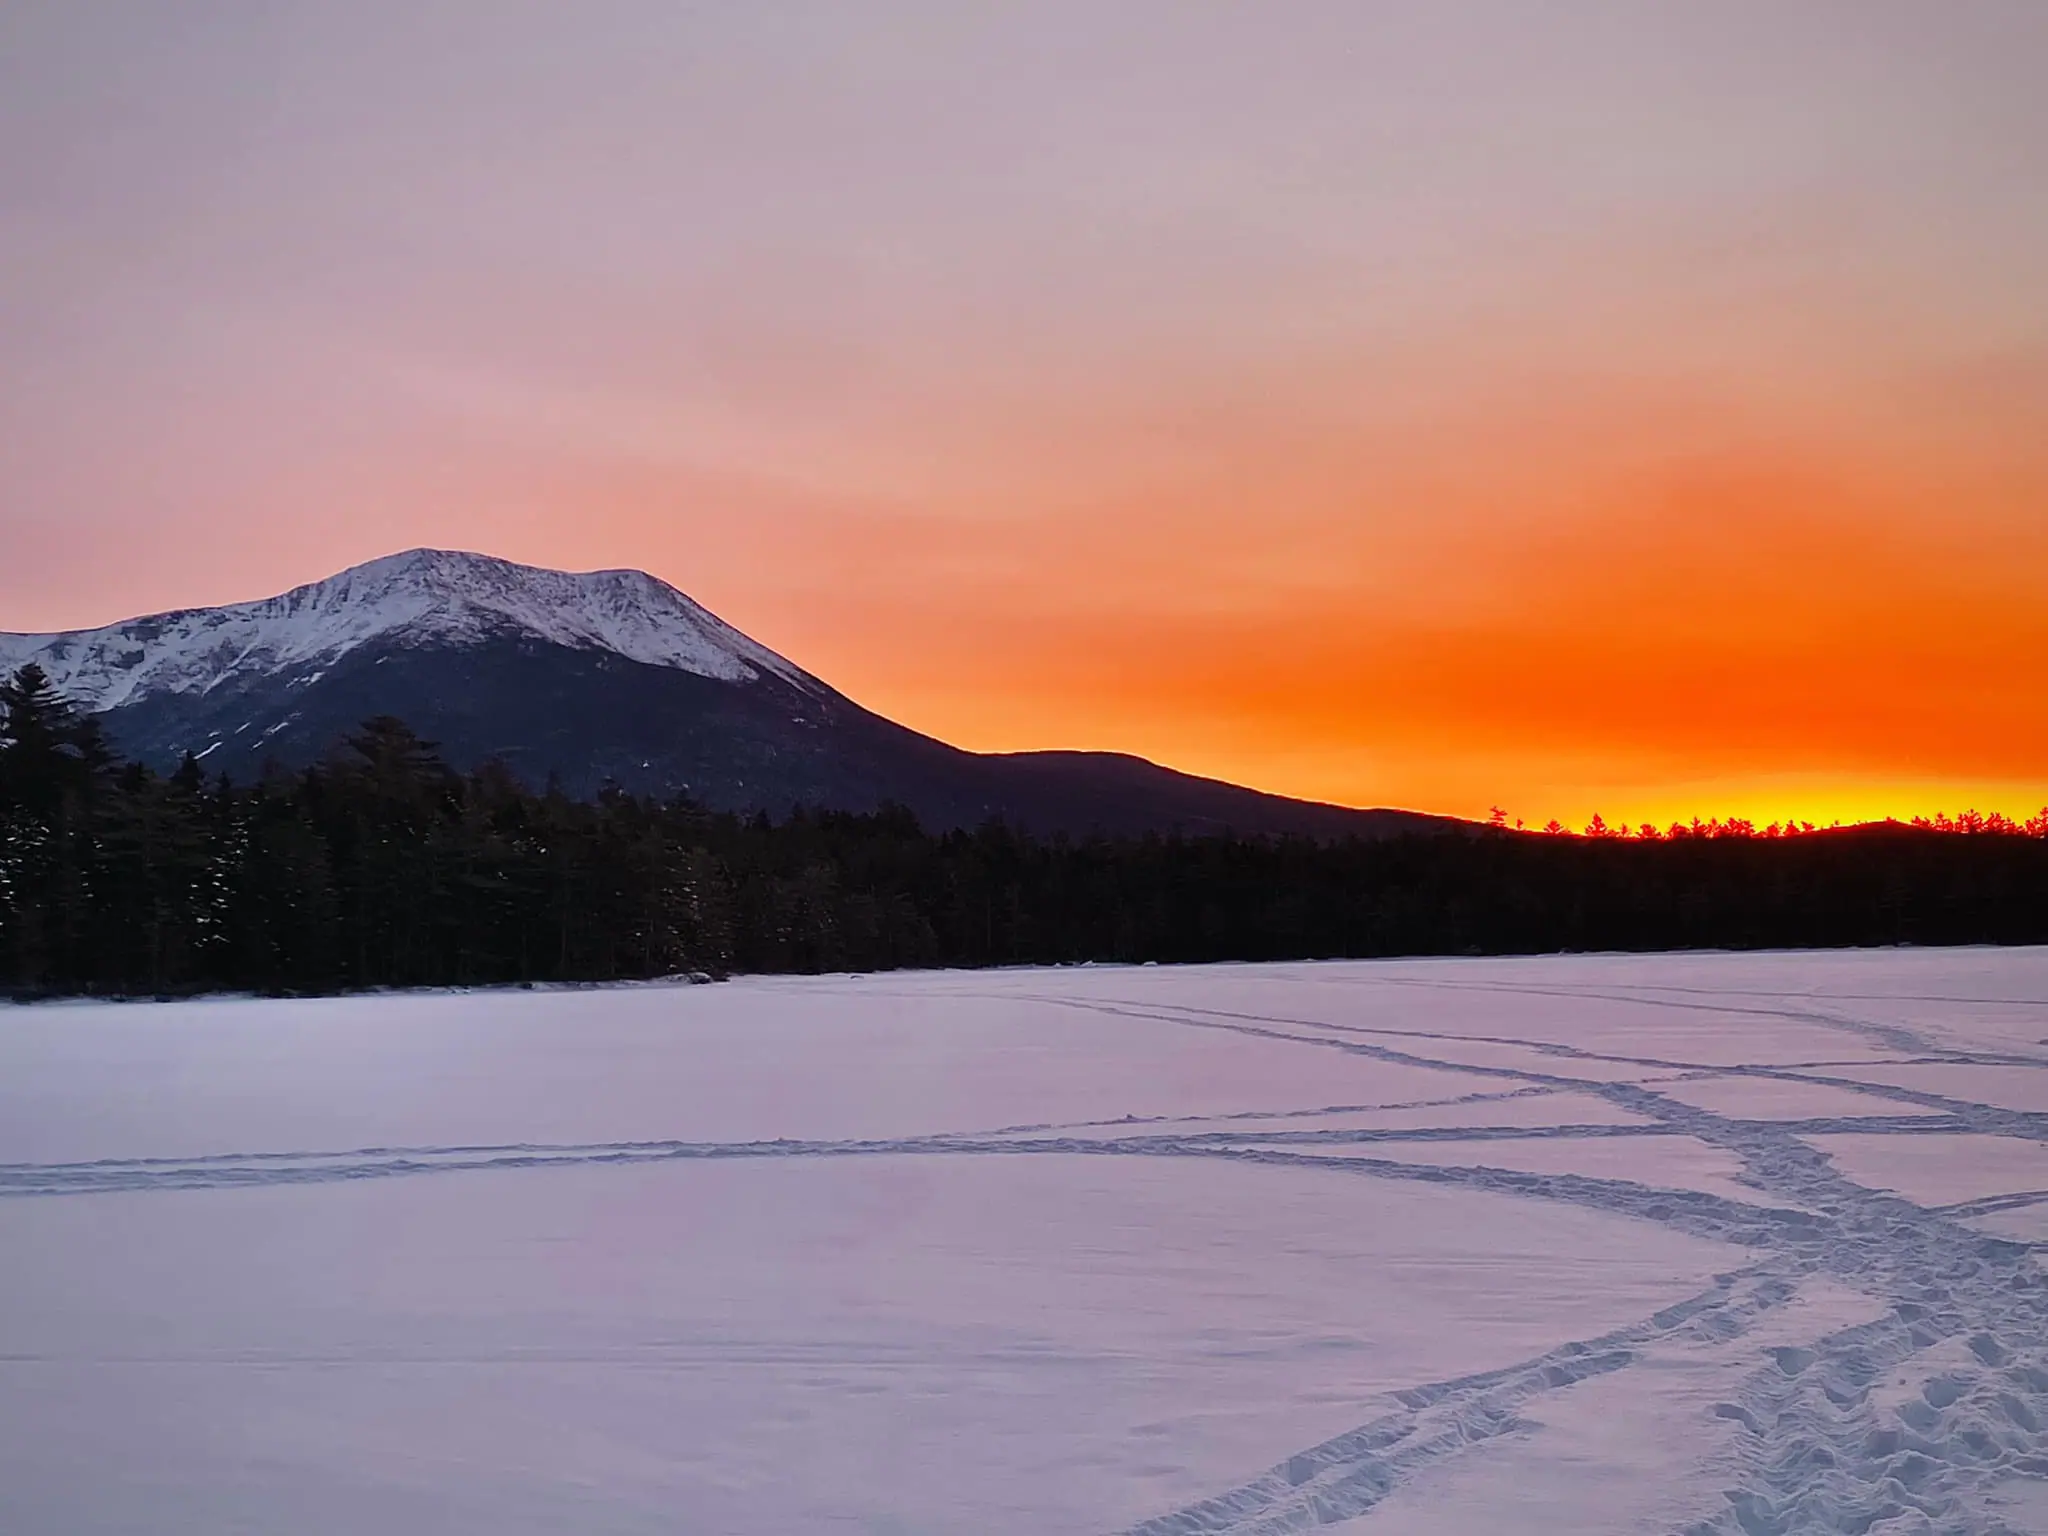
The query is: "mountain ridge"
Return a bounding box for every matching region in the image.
[1,549,1457,840]
[0,548,815,713]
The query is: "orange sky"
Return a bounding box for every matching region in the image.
[3,4,2045,826]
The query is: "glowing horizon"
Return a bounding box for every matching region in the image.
[3,4,2043,828]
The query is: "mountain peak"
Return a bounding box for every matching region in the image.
[0,549,815,713]
[340,546,636,591]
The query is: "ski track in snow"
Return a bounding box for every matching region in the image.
[5,977,2047,1534]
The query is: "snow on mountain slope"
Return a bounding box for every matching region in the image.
[0,549,817,712]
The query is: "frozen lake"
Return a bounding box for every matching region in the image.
[3,949,2047,1534]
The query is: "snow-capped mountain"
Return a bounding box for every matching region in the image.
[0,548,815,715]
[1,549,1448,839]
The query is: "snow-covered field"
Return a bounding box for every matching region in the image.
[3,949,2046,1534]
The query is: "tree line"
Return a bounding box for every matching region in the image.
[3,663,2045,998]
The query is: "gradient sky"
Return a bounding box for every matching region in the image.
[3,2,2045,825]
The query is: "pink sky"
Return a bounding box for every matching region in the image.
[3,3,2045,823]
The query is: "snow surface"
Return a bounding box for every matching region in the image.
[1815,1062,2048,1117]
[1358,1274,1894,1535]
[1654,1072,1921,1122]
[3,947,2047,1534]
[0,547,816,712]
[1805,1131,2048,1209]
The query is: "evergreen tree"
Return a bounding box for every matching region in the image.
[0,686,2044,998]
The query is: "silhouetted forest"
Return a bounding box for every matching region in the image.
[3,663,2046,998]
